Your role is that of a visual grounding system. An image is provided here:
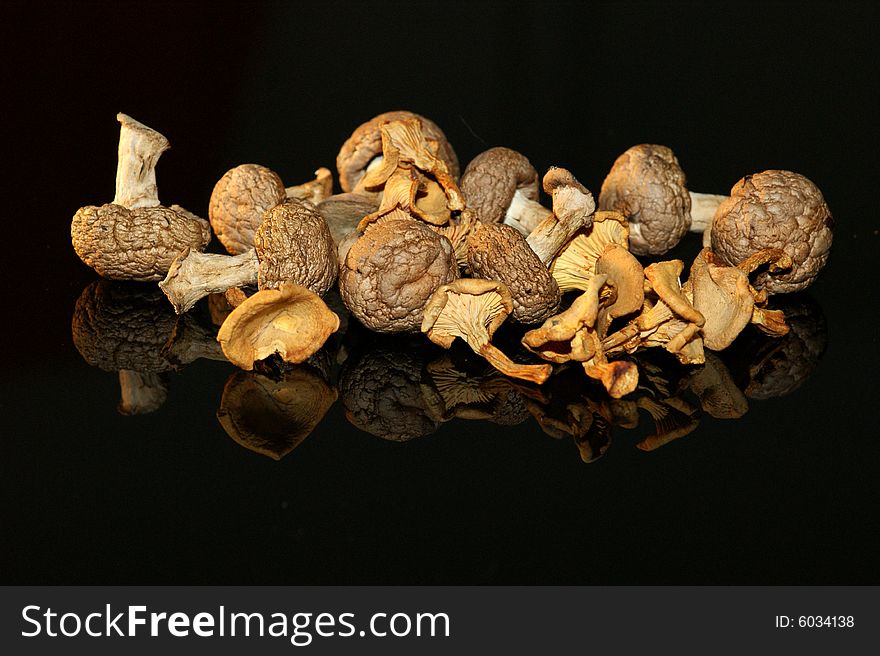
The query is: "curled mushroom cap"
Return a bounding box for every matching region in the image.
[599,144,691,255]
[255,199,337,295]
[421,278,552,384]
[710,170,833,294]
[549,211,629,293]
[689,248,755,351]
[336,110,459,193]
[460,146,552,233]
[339,210,458,333]
[217,367,337,461]
[217,283,340,370]
[467,222,561,324]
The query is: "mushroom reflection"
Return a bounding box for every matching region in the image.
[72,280,225,414]
[217,363,336,461]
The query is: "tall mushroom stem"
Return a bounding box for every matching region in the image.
[505,189,554,235]
[160,249,260,314]
[688,191,727,232]
[113,113,170,209]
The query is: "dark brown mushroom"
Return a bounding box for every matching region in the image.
[71,113,211,281]
[598,144,691,256]
[161,198,337,314]
[459,146,553,234]
[467,222,560,324]
[338,209,458,333]
[710,170,833,294]
[336,110,459,194]
[209,164,333,255]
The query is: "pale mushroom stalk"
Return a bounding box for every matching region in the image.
[117,370,168,415]
[688,191,728,233]
[284,167,333,205]
[113,113,170,209]
[525,167,596,265]
[505,188,554,235]
[422,279,552,385]
[160,249,260,314]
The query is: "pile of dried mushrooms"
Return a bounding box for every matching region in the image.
[70,111,833,455]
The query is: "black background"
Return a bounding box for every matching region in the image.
[2,1,878,584]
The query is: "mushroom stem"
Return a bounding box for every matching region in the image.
[526,198,596,265]
[688,191,727,232]
[113,113,170,209]
[117,370,168,415]
[478,343,552,385]
[159,249,259,314]
[284,167,334,205]
[504,188,553,235]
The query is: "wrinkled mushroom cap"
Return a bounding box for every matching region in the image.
[217,368,337,460]
[339,211,458,333]
[71,204,211,281]
[209,164,286,255]
[336,110,459,193]
[467,222,561,324]
[710,170,833,294]
[598,144,691,255]
[460,147,541,223]
[217,283,340,370]
[255,198,338,295]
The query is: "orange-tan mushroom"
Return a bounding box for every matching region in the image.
[548,211,629,293]
[421,278,552,384]
[217,283,340,370]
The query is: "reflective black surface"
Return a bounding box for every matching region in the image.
[3,0,878,584]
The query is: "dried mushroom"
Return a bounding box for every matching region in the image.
[72,281,224,414]
[421,278,552,384]
[635,396,700,451]
[467,222,560,324]
[217,283,340,370]
[161,198,337,314]
[685,352,748,419]
[316,192,380,245]
[549,211,629,293]
[339,209,458,333]
[217,366,337,460]
[598,144,691,255]
[460,146,555,235]
[71,113,211,281]
[339,341,440,441]
[524,167,596,265]
[710,170,833,293]
[209,164,332,254]
[336,110,459,194]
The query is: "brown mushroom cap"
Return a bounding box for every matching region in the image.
[255,198,338,295]
[217,368,337,461]
[209,164,286,255]
[339,211,458,333]
[71,204,211,282]
[336,110,459,193]
[217,283,340,370]
[460,146,541,224]
[467,222,561,324]
[710,170,833,294]
[598,144,691,256]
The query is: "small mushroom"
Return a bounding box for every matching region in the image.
[598,144,691,255]
[467,222,560,324]
[216,283,340,370]
[459,146,553,234]
[71,114,211,281]
[524,167,596,265]
[710,170,833,294]
[336,110,459,194]
[688,248,756,351]
[338,209,458,333]
[161,198,337,314]
[421,278,552,384]
[208,164,333,255]
[217,366,337,460]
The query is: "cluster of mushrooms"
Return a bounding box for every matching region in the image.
[71,111,833,412]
